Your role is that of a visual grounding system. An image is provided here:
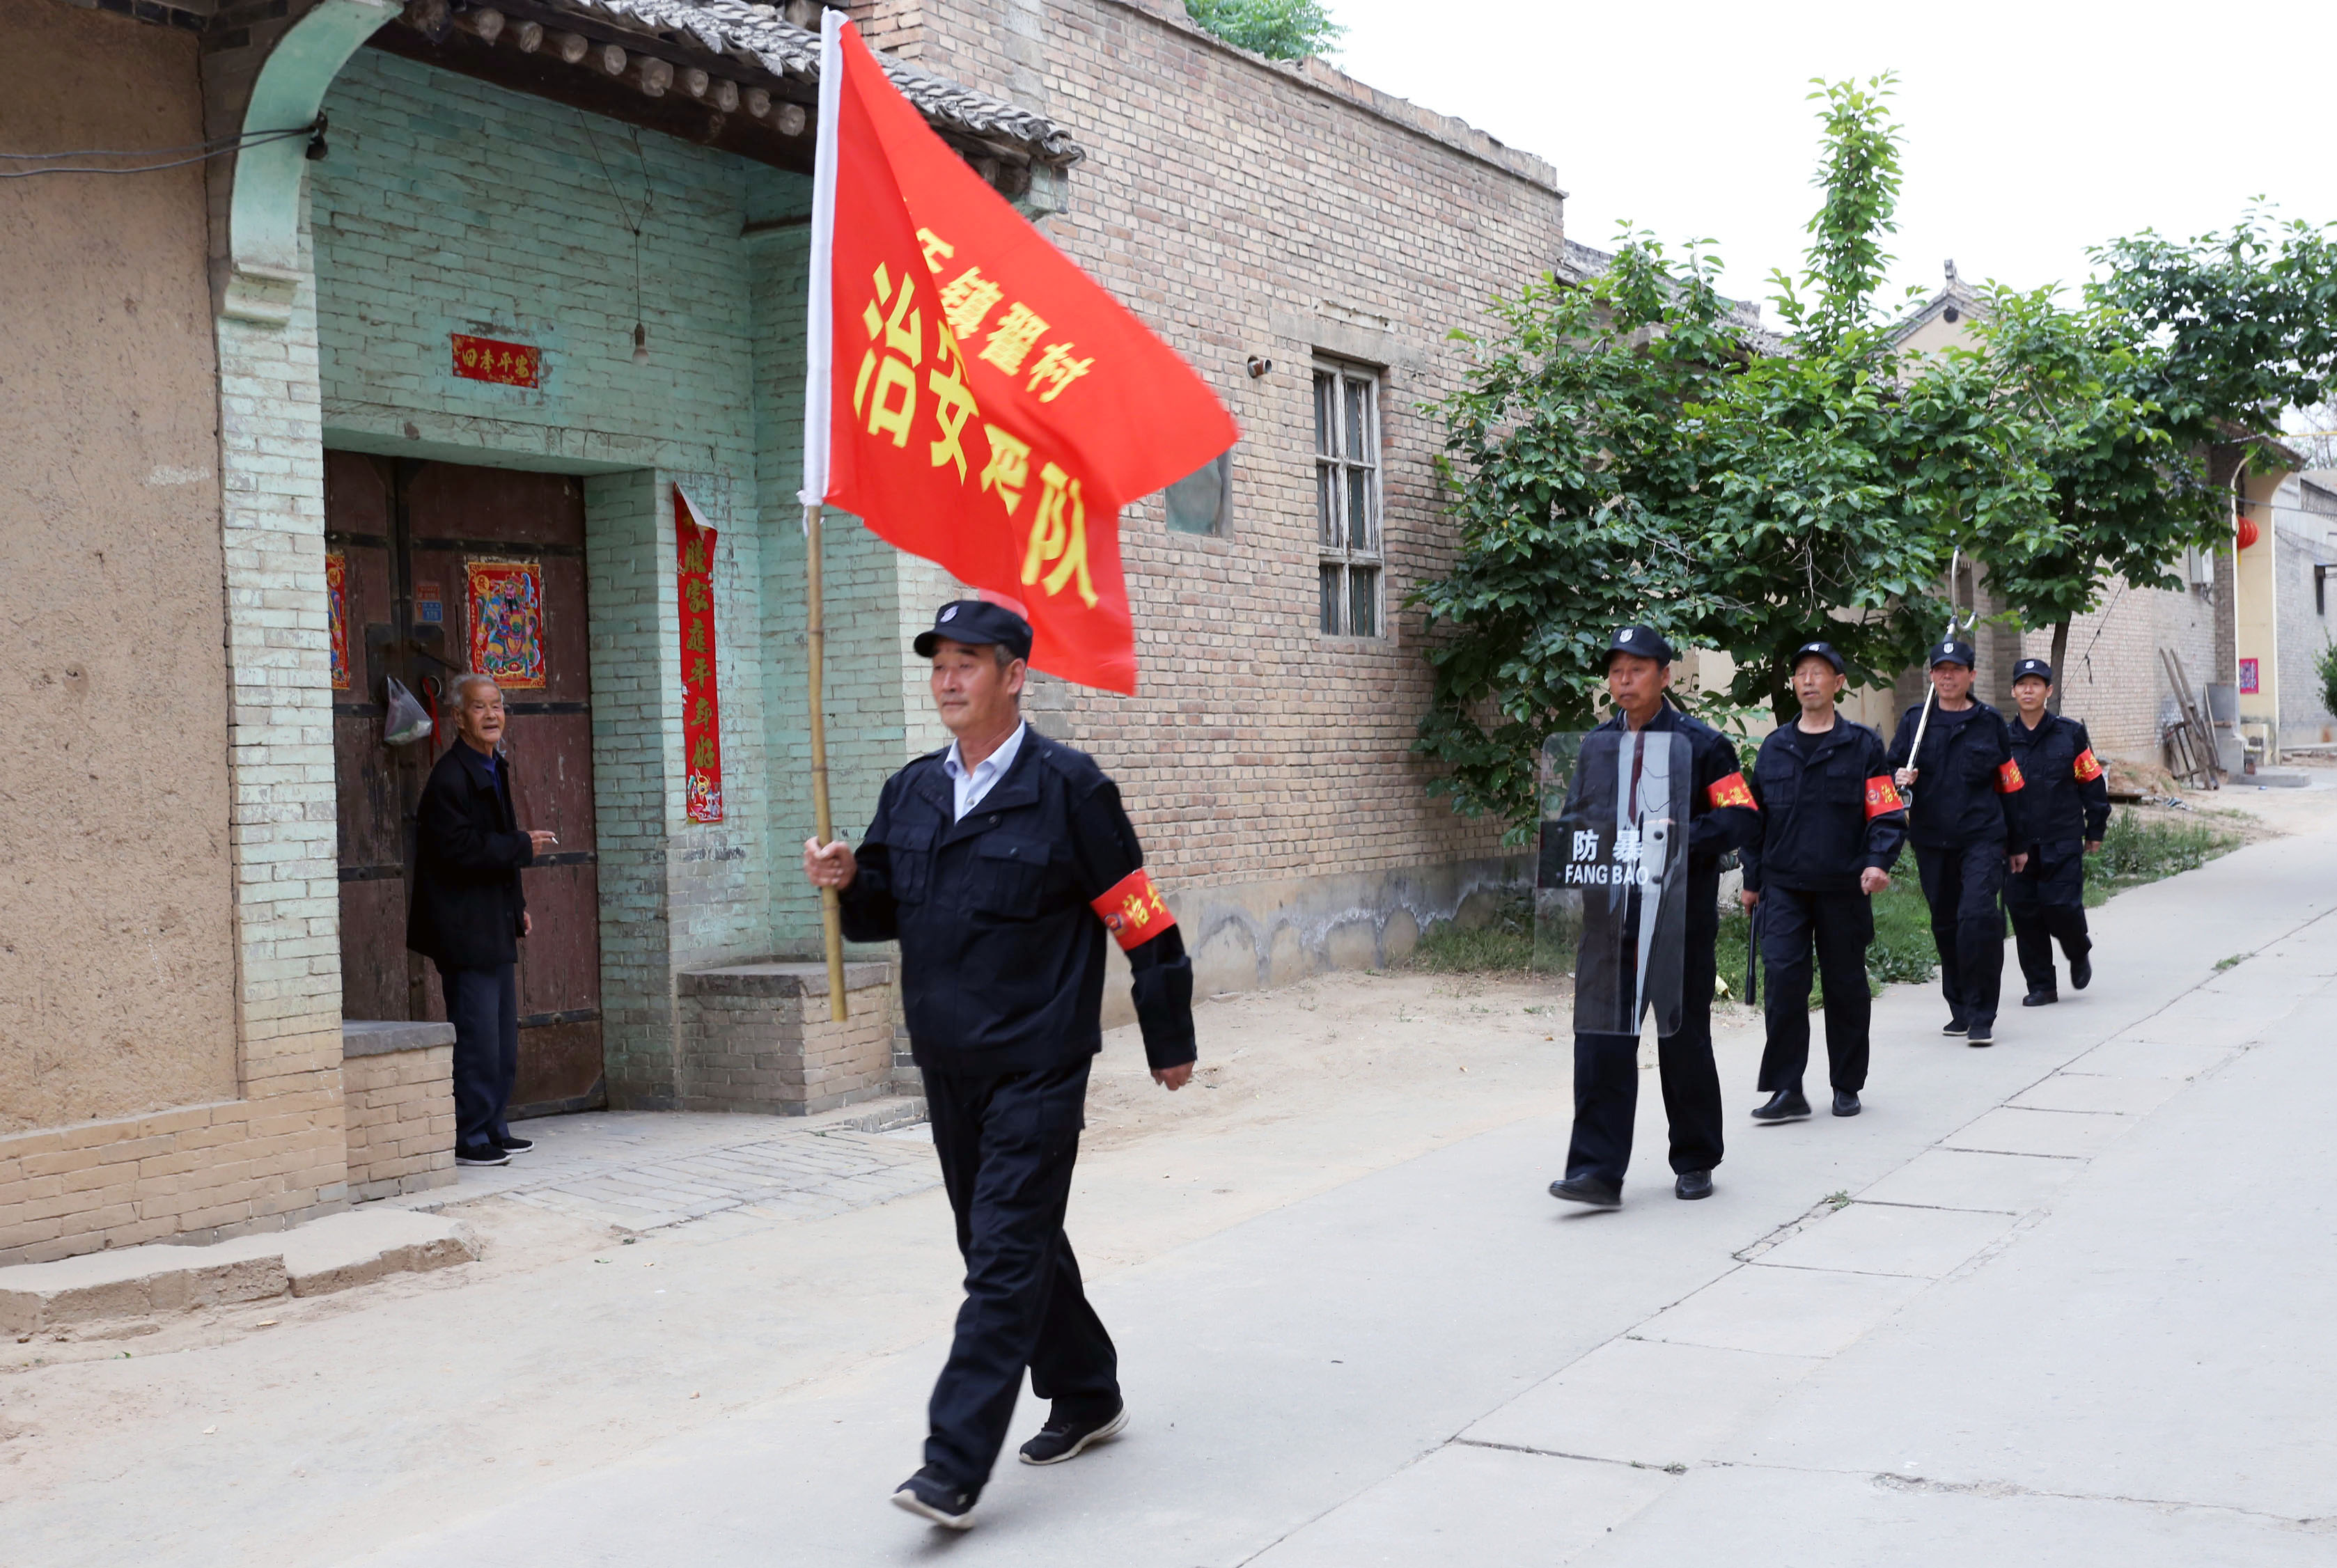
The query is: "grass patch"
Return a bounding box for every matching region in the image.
[1715,879,1937,1006]
[1407,890,1535,975]
[2084,812,2241,907]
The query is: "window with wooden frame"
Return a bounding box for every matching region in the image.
[1314,361,1382,637]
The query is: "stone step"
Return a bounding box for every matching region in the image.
[0,1209,478,1337]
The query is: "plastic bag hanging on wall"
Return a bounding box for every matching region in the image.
[384,676,434,747]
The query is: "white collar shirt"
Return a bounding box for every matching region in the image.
[944,722,1028,822]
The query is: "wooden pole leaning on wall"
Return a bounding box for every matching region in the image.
[804,502,850,1021]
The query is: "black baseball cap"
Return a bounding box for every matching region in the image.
[1929,638,1976,669]
[913,599,1033,661]
[1790,639,1845,675]
[2012,657,2054,684]
[1604,625,1677,665]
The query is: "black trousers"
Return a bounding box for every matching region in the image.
[1756,886,1873,1095]
[1914,842,2008,1027]
[923,1057,1120,1493]
[2007,843,2091,992]
[439,962,518,1151]
[1565,884,1724,1186]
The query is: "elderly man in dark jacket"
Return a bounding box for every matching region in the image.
[804,601,1195,1532]
[407,673,556,1167]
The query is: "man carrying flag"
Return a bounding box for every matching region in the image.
[791,10,1234,1532]
[802,602,1196,1529]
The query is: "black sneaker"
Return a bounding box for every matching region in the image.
[1019,1401,1128,1465]
[1941,1017,1969,1037]
[2070,955,2092,990]
[455,1145,510,1167]
[891,1466,976,1529]
[494,1134,535,1153]
[1751,1089,1812,1122]
[1548,1174,1623,1207]
[2021,989,2058,1008]
[1967,1020,1994,1046]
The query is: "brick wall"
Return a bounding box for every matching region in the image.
[674,963,898,1113]
[342,1044,456,1201]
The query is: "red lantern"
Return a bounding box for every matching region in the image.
[2237,515,2260,549]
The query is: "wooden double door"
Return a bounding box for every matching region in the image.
[327,451,606,1116]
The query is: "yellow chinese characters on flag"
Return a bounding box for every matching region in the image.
[803,15,1237,694]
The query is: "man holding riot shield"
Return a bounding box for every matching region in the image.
[1545,627,1759,1208]
[1742,642,1907,1120]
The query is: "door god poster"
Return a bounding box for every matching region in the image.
[464,560,547,691]
[675,487,724,823]
[326,551,350,692]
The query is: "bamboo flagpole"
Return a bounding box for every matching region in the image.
[799,10,848,1021]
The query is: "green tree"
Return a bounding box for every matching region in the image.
[1183,0,1343,58]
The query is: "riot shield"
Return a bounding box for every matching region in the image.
[1534,728,1692,1037]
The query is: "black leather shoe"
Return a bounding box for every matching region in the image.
[2021,988,2058,1008]
[1675,1170,1714,1200]
[892,1467,977,1529]
[1832,1090,1861,1117]
[1019,1401,1127,1465]
[1941,1016,1969,1037]
[1967,1020,1994,1046]
[2070,955,2092,990]
[1751,1089,1812,1122]
[1548,1174,1622,1207]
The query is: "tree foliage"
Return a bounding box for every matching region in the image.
[1182,0,1343,59]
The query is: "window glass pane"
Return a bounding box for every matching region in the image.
[1314,372,1336,457]
[1320,564,1341,634]
[1343,377,1366,462]
[1318,463,1340,549]
[1350,566,1378,638]
[1347,467,1370,552]
[1166,451,1228,535]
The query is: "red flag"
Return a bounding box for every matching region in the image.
[801,14,1237,693]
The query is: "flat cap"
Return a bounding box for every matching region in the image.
[1604,625,1677,664]
[913,599,1033,661]
[1929,638,1977,669]
[2012,657,2054,684]
[1790,639,1845,675]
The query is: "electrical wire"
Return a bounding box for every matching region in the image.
[0,124,317,179]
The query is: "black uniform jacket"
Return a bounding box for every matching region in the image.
[840,728,1197,1077]
[407,741,533,969]
[1740,719,1907,895]
[1596,705,1760,875]
[1888,700,2025,852]
[2006,712,2111,851]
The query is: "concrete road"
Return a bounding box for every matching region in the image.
[5,802,2329,1567]
[305,821,2337,1566]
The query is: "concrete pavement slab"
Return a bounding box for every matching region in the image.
[1630,1265,1928,1358]
[1581,1463,2337,1567]
[2059,1037,2237,1080]
[1462,1338,1818,1468]
[1752,1202,2017,1279]
[2007,1072,2184,1115]
[1940,1105,2135,1158]
[1856,1147,2084,1214]
[1245,1444,1674,1567]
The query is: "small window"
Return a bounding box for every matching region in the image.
[1165,449,1232,536]
[1315,362,1382,636]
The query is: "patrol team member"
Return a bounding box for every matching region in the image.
[2005,658,2111,1005]
[1549,627,1758,1209]
[1742,642,1907,1121]
[1889,638,2029,1046]
[802,602,1196,1532]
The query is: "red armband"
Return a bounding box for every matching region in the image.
[1998,760,2025,793]
[1864,776,1905,818]
[1091,867,1175,950]
[2072,748,2103,783]
[1707,771,1758,810]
